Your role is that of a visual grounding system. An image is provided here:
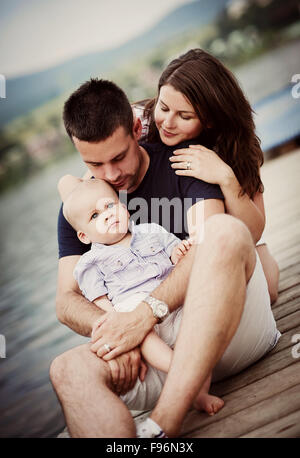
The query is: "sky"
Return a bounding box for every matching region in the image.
[0,0,192,78]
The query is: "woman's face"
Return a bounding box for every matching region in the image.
[154,84,203,146]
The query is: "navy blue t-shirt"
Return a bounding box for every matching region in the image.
[57,140,224,258]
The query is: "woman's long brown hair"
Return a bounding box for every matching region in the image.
[141,49,264,198]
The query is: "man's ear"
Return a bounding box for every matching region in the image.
[133,117,142,140]
[77,231,91,245]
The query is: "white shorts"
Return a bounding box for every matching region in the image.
[117,253,281,411]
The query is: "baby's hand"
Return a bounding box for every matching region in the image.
[171,239,193,265]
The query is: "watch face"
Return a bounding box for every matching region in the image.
[157,303,167,317]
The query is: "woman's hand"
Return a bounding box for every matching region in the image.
[169,145,233,186]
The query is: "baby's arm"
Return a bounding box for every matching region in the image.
[93,295,114,313]
[140,331,173,373]
[170,238,193,265]
[91,295,115,342]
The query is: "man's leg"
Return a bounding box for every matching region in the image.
[50,343,136,438]
[150,214,256,437]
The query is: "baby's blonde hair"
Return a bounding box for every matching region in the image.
[58,175,118,231]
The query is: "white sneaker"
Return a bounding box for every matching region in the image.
[136,418,167,438]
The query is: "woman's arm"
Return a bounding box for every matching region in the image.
[170,145,265,243]
[220,173,265,243]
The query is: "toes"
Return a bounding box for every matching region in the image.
[212,398,225,414]
[194,395,224,415]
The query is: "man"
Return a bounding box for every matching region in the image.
[50,79,280,437]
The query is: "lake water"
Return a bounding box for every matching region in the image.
[235,39,300,151]
[0,155,88,437]
[0,40,300,437]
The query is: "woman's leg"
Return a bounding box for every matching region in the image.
[256,244,279,304]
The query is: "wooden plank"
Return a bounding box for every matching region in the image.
[279,254,300,273]
[264,203,299,218]
[277,309,300,333]
[240,410,300,438]
[266,198,300,220]
[212,329,300,397]
[266,225,300,249]
[274,241,300,261]
[184,384,300,438]
[273,296,300,321]
[261,149,300,179]
[272,239,300,260]
[278,267,300,293]
[273,287,300,309]
[267,211,300,231]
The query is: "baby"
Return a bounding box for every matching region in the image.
[58,174,224,417]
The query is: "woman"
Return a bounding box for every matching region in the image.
[134,48,279,303]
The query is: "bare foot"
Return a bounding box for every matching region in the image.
[193,392,224,416]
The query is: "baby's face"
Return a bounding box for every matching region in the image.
[74,180,130,245]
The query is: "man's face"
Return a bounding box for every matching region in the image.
[73,123,143,193]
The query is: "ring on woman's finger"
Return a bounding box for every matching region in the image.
[186,161,192,170]
[103,343,112,353]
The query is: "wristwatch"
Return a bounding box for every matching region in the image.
[143,295,169,323]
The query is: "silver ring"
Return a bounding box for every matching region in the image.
[103,343,111,353]
[186,161,191,170]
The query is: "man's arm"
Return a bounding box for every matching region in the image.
[56,255,106,337]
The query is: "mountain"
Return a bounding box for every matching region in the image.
[0,0,228,127]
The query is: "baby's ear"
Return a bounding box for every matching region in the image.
[77,231,91,245]
[58,175,82,202]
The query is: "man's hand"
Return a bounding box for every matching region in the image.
[90,308,154,360]
[107,348,148,395]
